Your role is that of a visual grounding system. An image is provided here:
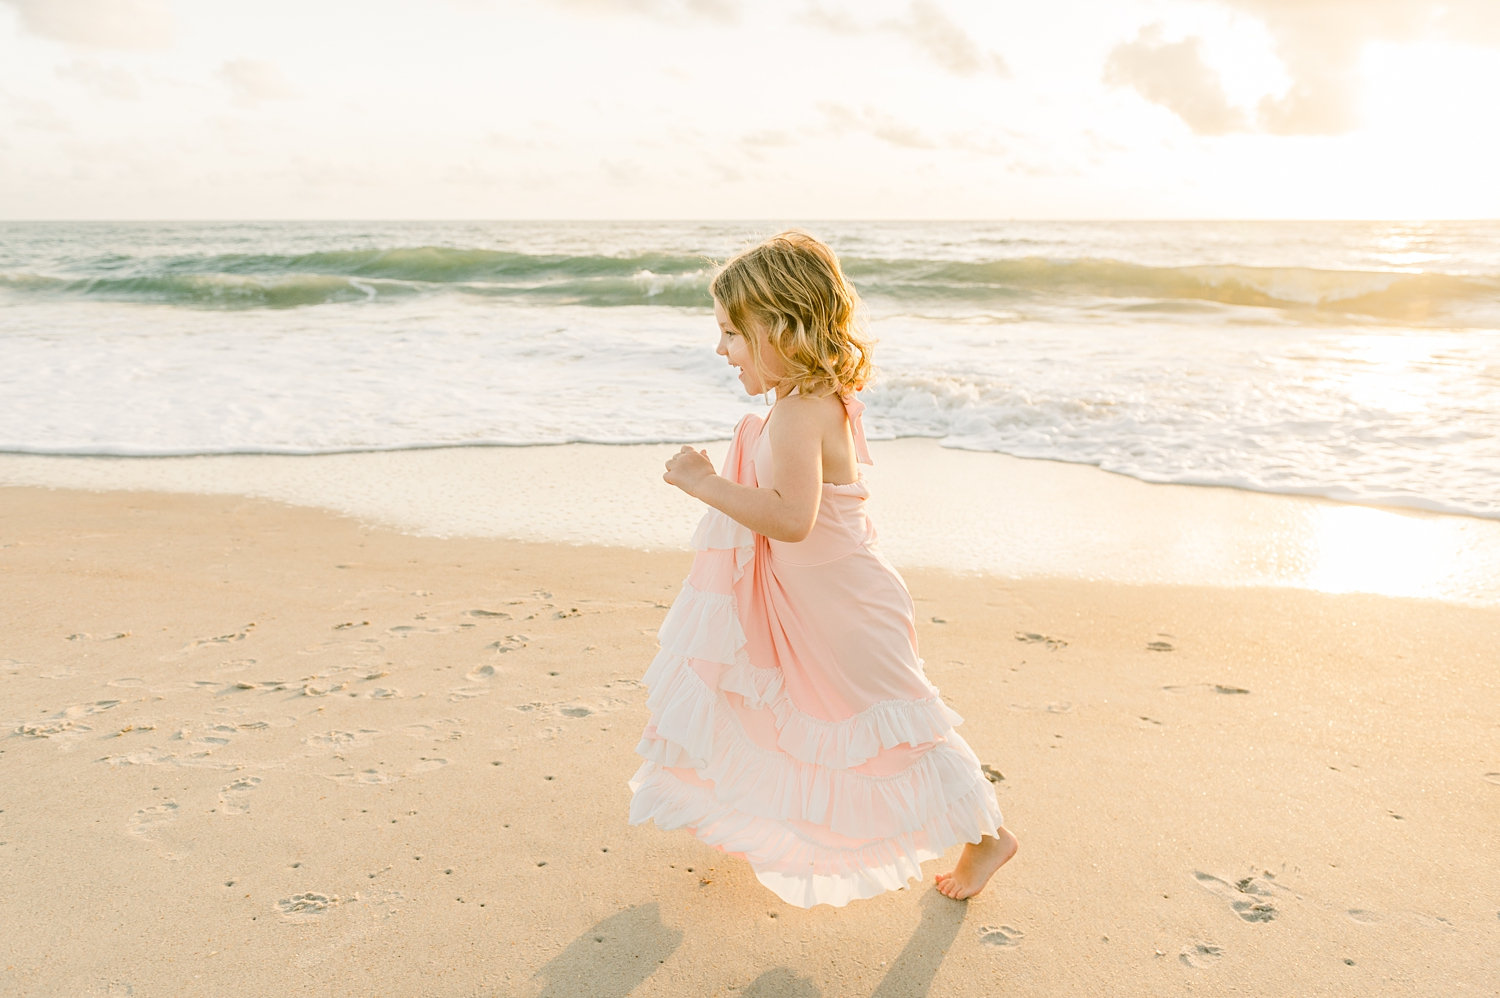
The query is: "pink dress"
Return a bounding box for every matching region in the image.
[628,395,1004,907]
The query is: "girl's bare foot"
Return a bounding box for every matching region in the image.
[934,827,1018,900]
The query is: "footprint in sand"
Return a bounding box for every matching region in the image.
[1192,871,1278,923]
[1347,909,1382,924]
[172,723,236,750]
[330,768,398,786]
[16,700,122,740]
[218,776,262,815]
[486,634,530,654]
[1179,941,1224,968]
[465,664,497,682]
[128,801,180,837]
[1164,683,1250,695]
[466,609,513,620]
[1014,632,1067,650]
[173,623,257,657]
[1484,773,1500,786]
[1147,641,1175,652]
[1007,701,1073,714]
[107,677,147,689]
[327,758,447,785]
[977,924,1024,948]
[1413,912,1456,933]
[276,892,346,922]
[17,717,90,739]
[99,748,176,768]
[305,729,379,751]
[401,720,464,742]
[512,696,623,719]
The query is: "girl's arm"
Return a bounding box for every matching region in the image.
[664,395,834,543]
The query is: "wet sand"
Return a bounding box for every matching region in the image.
[2,484,1497,996]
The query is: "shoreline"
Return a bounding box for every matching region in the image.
[3,437,1489,526]
[3,438,1498,606]
[2,485,1497,996]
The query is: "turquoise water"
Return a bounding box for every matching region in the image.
[2,220,1497,518]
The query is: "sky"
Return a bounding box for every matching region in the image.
[1,0,1497,220]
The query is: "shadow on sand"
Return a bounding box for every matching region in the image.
[533,902,683,998]
[532,889,966,997]
[738,890,969,998]
[868,891,969,998]
[743,966,822,997]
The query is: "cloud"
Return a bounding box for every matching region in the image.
[818,102,939,149]
[0,0,173,49]
[900,0,1010,78]
[1217,0,1500,135]
[219,60,298,107]
[1104,24,1247,135]
[804,1,1010,78]
[552,0,739,23]
[4,94,70,132]
[741,128,796,148]
[55,60,142,100]
[1102,2,1500,136]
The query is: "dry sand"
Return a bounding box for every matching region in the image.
[2,485,1498,997]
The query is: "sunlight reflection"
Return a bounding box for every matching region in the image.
[1296,504,1469,600]
[1322,333,1445,414]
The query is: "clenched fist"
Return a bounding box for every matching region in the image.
[663,445,715,496]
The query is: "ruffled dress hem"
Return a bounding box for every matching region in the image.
[628,406,1003,908]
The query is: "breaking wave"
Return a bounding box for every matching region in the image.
[1,245,1495,322]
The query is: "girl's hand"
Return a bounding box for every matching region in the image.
[663,445,716,496]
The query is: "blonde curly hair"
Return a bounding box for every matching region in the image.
[711,230,873,398]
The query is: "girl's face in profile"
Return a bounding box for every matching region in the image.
[714,299,780,396]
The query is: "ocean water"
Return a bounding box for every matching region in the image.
[2,220,1497,519]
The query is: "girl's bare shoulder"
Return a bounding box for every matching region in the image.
[767,392,845,435]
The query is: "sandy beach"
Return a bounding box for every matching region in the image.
[6,0,1500,987]
[3,461,1498,996]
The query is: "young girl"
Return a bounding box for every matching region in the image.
[628,230,1017,907]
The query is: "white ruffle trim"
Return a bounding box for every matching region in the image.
[633,466,1004,907]
[637,687,994,841]
[690,506,754,555]
[647,579,961,768]
[629,761,1004,908]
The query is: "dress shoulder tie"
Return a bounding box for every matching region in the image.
[842,393,874,466]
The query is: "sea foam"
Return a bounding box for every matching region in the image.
[2,219,1497,521]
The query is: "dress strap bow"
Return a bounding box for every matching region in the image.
[843,394,874,466]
